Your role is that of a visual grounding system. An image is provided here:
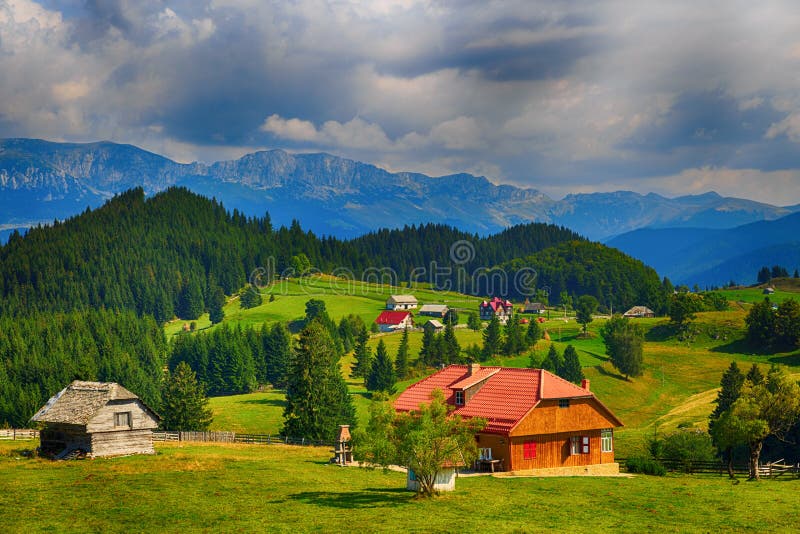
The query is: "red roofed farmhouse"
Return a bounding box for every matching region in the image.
[395,364,623,474]
[479,297,514,324]
[374,310,414,332]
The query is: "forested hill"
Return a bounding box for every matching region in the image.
[0,187,662,320]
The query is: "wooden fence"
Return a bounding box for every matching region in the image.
[0,429,39,440]
[152,430,331,447]
[618,457,799,477]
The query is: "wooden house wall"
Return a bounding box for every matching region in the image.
[507,431,610,471]
[475,433,511,468]
[511,398,618,437]
[86,399,159,433]
[90,429,155,457]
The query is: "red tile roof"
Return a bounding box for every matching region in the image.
[394,365,608,434]
[480,297,513,312]
[374,311,412,325]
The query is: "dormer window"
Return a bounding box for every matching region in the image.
[455,391,465,405]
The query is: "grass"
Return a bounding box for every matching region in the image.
[1,440,799,533]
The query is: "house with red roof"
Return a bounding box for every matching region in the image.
[394,364,623,474]
[479,297,514,324]
[374,310,414,333]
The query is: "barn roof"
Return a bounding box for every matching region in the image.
[375,310,412,325]
[419,304,449,313]
[387,294,418,304]
[30,381,155,426]
[394,365,621,434]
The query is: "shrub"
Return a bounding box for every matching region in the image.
[625,456,666,476]
[661,429,716,473]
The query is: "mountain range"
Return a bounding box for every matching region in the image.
[2,138,798,244]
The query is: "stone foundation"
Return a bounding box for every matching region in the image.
[500,462,620,477]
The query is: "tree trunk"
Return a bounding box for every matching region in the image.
[725,447,735,479]
[748,441,763,480]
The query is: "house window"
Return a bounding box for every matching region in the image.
[479,447,492,460]
[114,412,131,428]
[570,436,580,455]
[570,436,589,455]
[601,429,613,452]
[559,399,570,408]
[523,440,536,460]
[455,391,465,405]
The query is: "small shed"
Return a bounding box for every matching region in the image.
[522,302,546,314]
[31,381,160,458]
[406,466,457,492]
[763,287,775,295]
[423,319,445,333]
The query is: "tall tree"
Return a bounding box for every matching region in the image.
[601,315,644,379]
[467,312,482,331]
[745,298,777,348]
[264,322,292,388]
[503,314,525,356]
[177,281,205,320]
[669,292,699,328]
[542,344,563,375]
[395,328,410,379]
[239,285,263,309]
[711,366,800,480]
[419,325,437,366]
[355,390,485,497]
[282,320,356,441]
[366,340,397,394]
[350,328,373,379]
[575,295,599,335]
[442,321,461,365]
[775,299,800,349]
[481,315,502,361]
[161,362,213,431]
[208,285,226,325]
[746,363,764,385]
[525,319,542,348]
[708,361,745,478]
[561,345,584,384]
[757,266,772,284]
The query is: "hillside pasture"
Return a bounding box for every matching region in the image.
[1,440,799,533]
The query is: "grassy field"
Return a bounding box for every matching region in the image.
[2,440,799,533]
[165,275,485,338]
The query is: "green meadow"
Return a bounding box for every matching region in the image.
[1,440,798,533]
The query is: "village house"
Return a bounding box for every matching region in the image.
[418,303,449,318]
[374,310,414,333]
[622,306,655,318]
[385,295,418,310]
[522,301,546,314]
[31,381,160,458]
[479,297,514,324]
[394,364,623,474]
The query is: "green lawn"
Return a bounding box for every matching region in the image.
[1,440,798,533]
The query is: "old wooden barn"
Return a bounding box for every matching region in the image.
[31,381,160,458]
[395,364,623,475]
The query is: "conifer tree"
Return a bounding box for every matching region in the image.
[420,325,436,366]
[350,328,373,379]
[395,328,410,379]
[264,322,292,388]
[467,313,482,331]
[481,315,502,361]
[601,315,644,379]
[240,285,263,309]
[708,361,745,477]
[525,319,542,348]
[503,314,525,356]
[161,362,213,431]
[282,320,356,441]
[177,281,204,320]
[746,363,764,385]
[442,321,461,364]
[542,344,563,375]
[208,285,226,324]
[367,339,397,394]
[561,345,584,384]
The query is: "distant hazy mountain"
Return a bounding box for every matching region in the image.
[1,138,797,242]
[607,212,800,286]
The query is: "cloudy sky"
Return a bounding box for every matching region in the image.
[2,0,800,204]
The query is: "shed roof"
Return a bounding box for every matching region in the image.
[623,306,654,316]
[30,381,155,426]
[419,304,449,313]
[394,365,622,434]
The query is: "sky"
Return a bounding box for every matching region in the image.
[2,0,800,205]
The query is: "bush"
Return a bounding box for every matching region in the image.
[625,456,666,476]
[660,429,716,473]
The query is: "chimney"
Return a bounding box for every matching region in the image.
[581,379,590,392]
[469,363,480,376]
